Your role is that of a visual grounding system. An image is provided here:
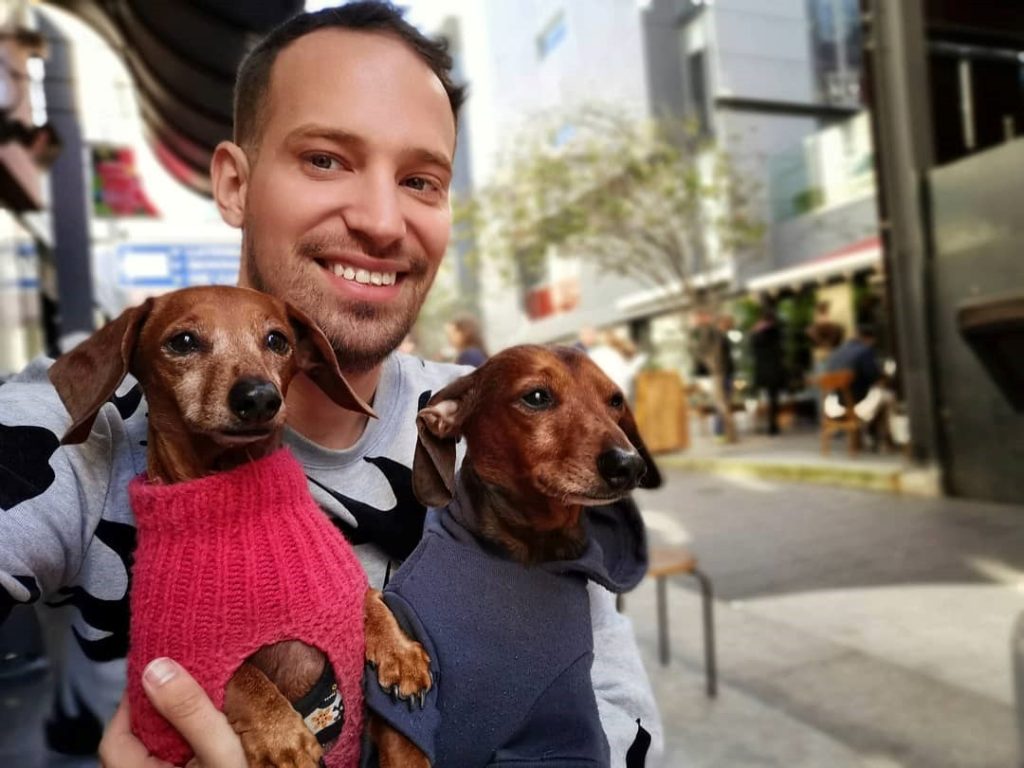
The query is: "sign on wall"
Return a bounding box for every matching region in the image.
[116,243,240,289]
[92,145,160,217]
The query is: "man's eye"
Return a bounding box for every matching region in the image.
[266,331,290,355]
[521,389,554,409]
[165,332,201,355]
[405,177,432,191]
[308,154,339,171]
[404,176,445,196]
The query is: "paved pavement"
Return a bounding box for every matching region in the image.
[2,464,1021,767]
[625,467,1023,767]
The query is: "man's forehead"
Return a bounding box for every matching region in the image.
[263,27,456,154]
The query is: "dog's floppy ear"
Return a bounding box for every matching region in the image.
[619,403,662,489]
[48,299,153,445]
[413,372,478,507]
[286,303,376,419]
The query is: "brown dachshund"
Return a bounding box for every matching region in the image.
[368,344,660,766]
[415,344,661,561]
[48,285,430,768]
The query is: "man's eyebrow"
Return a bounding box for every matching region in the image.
[285,124,365,148]
[404,147,453,176]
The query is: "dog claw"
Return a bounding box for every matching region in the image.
[391,684,401,701]
[419,691,427,709]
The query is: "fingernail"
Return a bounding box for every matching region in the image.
[144,657,178,687]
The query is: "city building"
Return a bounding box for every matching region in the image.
[429,0,874,377]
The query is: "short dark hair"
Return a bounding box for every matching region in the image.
[856,322,878,340]
[233,1,467,154]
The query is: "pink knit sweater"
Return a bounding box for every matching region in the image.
[126,449,367,767]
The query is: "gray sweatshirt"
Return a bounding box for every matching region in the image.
[0,351,663,766]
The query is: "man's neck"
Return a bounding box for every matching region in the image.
[285,364,382,450]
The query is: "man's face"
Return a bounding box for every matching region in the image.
[238,29,456,372]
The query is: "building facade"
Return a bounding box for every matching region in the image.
[434,0,876,379]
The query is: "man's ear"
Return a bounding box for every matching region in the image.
[48,300,153,445]
[210,140,249,228]
[285,303,376,418]
[412,373,478,507]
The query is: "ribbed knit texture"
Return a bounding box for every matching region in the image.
[126,449,367,768]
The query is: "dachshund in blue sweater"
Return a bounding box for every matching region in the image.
[366,344,661,767]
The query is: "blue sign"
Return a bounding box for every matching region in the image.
[117,243,240,288]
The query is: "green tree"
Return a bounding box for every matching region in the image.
[459,105,764,443]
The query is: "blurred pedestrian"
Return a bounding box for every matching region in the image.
[688,307,716,379]
[445,313,488,367]
[575,324,598,352]
[713,314,736,439]
[750,305,786,435]
[689,306,738,442]
[806,300,844,374]
[824,323,893,448]
[587,329,647,404]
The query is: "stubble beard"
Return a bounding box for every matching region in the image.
[243,231,430,374]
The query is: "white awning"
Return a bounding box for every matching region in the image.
[615,264,734,316]
[745,238,882,294]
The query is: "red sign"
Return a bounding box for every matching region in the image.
[92,146,159,217]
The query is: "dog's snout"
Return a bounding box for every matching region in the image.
[228,378,282,423]
[597,447,646,491]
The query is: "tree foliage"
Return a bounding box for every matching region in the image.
[456,104,765,306]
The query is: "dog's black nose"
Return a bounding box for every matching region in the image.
[597,447,646,491]
[228,378,282,423]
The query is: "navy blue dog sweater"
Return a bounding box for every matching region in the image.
[365,480,648,766]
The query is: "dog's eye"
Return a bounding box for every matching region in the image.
[266,331,290,355]
[521,388,553,410]
[165,332,200,356]
[609,392,625,409]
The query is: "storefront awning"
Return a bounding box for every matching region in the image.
[745,236,882,294]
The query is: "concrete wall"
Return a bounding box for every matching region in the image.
[711,0,816,103]
[929,138,1024,504]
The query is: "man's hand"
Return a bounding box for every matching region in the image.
[99,658,247,768]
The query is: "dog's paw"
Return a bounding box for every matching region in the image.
[367,632,432,705]
[235,714,324,768]
[225,662,325,768]
[364,590,433,706]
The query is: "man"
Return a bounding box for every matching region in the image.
[749,306,785,436]
[823,322,892,445]
[0,4,662,766]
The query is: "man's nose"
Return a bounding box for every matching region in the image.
[342,171,406,249]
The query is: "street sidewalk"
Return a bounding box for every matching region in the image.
[625,468,1022,768]
[656,423,940,496]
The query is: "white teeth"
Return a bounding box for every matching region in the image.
[327,262,396,286]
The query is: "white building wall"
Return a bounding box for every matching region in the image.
[428,0,843,348]
[440,1,660,349]
[710,0,816,103]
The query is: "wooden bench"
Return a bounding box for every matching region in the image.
[620,545,718,698]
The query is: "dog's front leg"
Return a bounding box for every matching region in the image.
[364,589,432,767]
[364,589,432,702]
[223,661,323,768]
[369,715,431,768]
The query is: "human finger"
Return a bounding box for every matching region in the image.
[141,657,246,768]
[98,696,174,768]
